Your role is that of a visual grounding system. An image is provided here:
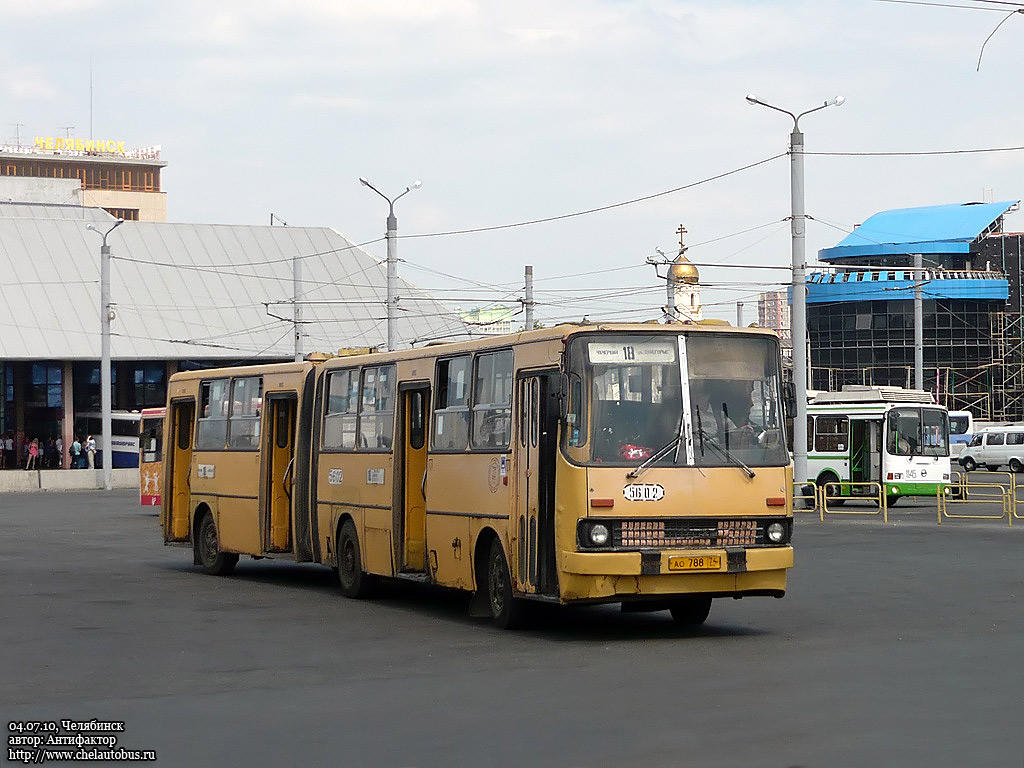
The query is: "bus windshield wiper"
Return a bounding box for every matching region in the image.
[696,428,756,479]
[627,433,684,479]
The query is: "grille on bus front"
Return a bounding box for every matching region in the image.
[618,519,759,547]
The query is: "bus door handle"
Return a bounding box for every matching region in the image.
[282,458,295,500]
[421,469,428,499]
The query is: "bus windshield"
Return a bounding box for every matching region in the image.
[885,407,949,457]
[948,413,972,436]
[565,332,788,468]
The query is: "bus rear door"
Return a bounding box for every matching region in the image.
[264,394,297,552]
[165,400,195,542]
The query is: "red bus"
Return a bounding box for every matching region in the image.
[140,407,165,507]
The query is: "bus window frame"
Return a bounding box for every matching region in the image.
[470,349,513,451]
[432,355,472,453]
[321,367,360,452]
[195,376,263,452]
[358,364,396,452]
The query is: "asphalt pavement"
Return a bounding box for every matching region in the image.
[1,491,1022,767]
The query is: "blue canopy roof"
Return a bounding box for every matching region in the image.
[819,201,1019,261]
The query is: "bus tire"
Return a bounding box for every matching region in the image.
[669,596,712,625]
[960,457,977,472]
[196,511,238,576]
[817,472,844,506]
[486,538,526,630]
[337,519,373,599]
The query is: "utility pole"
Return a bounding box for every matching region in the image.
[524,265,534,331]
[736,302,744,327]
[359,177,421,351]
[271,213,301,361]
[914,253,924,391]
[746,93,844,490]
[86,218,124,491]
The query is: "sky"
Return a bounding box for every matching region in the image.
[4,0,1024,328]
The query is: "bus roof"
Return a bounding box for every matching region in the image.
[810,386,935,405]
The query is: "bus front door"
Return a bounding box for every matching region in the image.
[166,400,195,542]
[516,373,558,596]
[265,395,297,553]
[399,386,429,572]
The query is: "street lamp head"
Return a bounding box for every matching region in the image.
[745,93,760,105]
[411,180,422,190]
[85,224,96,232]
[359,177,370,186]
[828,95,846,108]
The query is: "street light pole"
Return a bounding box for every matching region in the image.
[746,93,844,489]
[86,217,124,491]
[359,177,422,351]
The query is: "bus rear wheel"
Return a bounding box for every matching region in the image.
[196,511,238,576]
[486,538,526,629]
[337,520,373,599]
[669,596,712,625]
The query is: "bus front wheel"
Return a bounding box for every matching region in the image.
[196,511,238,576]
[669,596,712,625]
[486,538,526,629]
[337,520,373,599]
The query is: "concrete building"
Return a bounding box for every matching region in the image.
[1,137,167,222]
[0,201,467,467]
[758,290,791,352]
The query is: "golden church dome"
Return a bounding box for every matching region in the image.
[668,253,699,285]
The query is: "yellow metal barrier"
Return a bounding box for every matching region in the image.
[793,482,819,514]
[820,481,887,523]
[937,478,1011,526]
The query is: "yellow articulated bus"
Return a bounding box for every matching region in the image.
[161,323,794,628]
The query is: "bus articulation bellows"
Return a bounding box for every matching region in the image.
[160,323,794,628]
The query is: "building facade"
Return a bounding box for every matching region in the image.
[0,202,467,467]
[807,201,1022,419]
[0,137,166,222]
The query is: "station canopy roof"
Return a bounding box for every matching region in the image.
[818,200,1020,261]
[0,203,469,360]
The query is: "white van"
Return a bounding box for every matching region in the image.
[958,425,1024,472]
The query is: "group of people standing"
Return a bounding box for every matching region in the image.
[0,433,96,470]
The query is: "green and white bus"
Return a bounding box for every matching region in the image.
[806,386,951,505]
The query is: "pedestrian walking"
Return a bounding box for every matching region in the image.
[26,438,39,470]
[85,435,97,469]
[55,436,63,468]
[70,437,82,468]
[3,433,13,469]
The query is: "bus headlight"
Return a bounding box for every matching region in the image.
[766,521,788,544]
[589,523,610,547]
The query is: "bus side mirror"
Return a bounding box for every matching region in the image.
[784,382,797,419]
[558,373,570,421]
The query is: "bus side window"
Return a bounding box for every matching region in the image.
[814,416,848,452]
[434,356,470,451]
[196,379,229,450]
[471,350,512,450]
[228,376,263,450]
[322,369,358,450]
[359,365,395,451]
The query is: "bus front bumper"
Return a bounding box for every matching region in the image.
[557,546,792,603]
